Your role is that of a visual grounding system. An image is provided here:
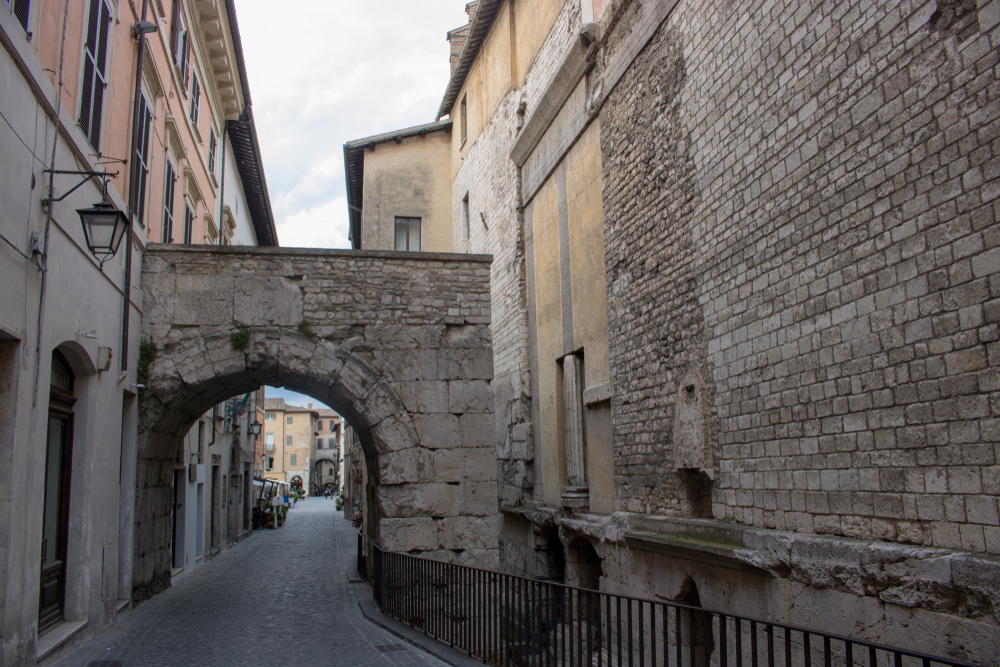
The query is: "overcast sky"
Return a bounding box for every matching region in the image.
[236,1,469,249]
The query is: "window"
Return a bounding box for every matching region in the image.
[317,420,323,431]
[171,5,191,90]
[189,74,201,124]
[208,129,216,175]
[290,453,297,466]
[162,162,176,242]
[316,439,323,450]
[328,468,334,476]
[265,412,275,420]
[287,416,293,424]
[462,194,470,243]
[197,421,204,463]
[265,433,274,451]
[394,217,421,252]
[183,204,193,244]
[132,92,153,228]
[286,435,292,447]
[7,0,29,31]
[79,0,112,151]
[460,94,467,145]
[266,457,273,470]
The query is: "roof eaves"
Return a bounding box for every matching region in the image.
[436,0,503,120]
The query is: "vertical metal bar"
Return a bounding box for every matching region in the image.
[650,603,656,667]
[719,614,727,667]
[804,633,811,667]
[845,642,853,667]
[588,591,594,667]
[823,636,831,667]
[868,646,876,667]
[766,624,774,667]
[893,653,902,667]
[785,626,792,667]
[676,606,683,667]
[639,600,645,667]
[735,618,743,667]
[751,621,759,667]
[704,611,712,667]
[689,607,697,667]
[618,596,623,667]
[629,597,634,667]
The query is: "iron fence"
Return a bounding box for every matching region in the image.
[371,544,977,667]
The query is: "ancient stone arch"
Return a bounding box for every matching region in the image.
[135,246,498,598]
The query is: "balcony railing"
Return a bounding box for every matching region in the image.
[370,544,976,667]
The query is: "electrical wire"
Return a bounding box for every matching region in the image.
[31,0,70,408]
[0,106,46,166]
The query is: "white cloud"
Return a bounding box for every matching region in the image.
[234,1,471,249]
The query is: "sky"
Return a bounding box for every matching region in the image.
[236,0,470,249]
[237,2,471,409]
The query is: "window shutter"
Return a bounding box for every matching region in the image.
[132,94,152,227]
[208,130,216,175]
[162,163,175,243]
[182,33,191,89]
[169,0,181,62]
[79,0,111,151]
[12,0,30,31]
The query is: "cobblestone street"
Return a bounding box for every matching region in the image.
[53,498,447,667]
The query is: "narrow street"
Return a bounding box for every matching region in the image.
[53,499,446,667]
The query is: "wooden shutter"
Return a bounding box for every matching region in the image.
[208,130,216,175]
[170,0,181,63]
[131,94,153,227]
[162,164,175,243]
[79,0,111,151]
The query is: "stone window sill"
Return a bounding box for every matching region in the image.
[35,619,87,661]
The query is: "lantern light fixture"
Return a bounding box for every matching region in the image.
[42,169,129,269]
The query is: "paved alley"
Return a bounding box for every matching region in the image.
[53,498,447,667]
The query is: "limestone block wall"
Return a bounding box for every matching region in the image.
[600,0,1000,552]
[136,246,498,595]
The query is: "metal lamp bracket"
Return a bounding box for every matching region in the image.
[41,169,119,210]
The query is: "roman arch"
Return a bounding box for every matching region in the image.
[135,245,497,597]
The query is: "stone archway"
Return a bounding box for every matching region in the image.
[135,246,498,599]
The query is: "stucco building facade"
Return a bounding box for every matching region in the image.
[348,0,1000,661]
[0,0,274,664]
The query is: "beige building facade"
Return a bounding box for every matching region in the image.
[262,399,317,494]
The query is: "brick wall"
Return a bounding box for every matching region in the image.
[600,0,1000,552]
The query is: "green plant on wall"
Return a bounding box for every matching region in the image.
[297,320,316,339]
[230,327,251,351]
[137,339,158,388]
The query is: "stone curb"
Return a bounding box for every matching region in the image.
[357,588,485,667]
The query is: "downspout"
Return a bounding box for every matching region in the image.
[120,0,150,377]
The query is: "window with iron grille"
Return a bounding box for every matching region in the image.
[162,162,175,242]
[7,0,30,31]
[394,217,421,252]
[189,74,200,124]
[183,204,193,244]
[132,92,153,228]
[79,0,112,151]
[208,129,216,175]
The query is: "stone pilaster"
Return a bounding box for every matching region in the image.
[561,353,588,510]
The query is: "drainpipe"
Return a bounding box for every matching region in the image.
[120,0,150,376]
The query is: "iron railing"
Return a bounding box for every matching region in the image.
[371,544,977,667]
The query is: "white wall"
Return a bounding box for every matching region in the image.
[220,133,258,246]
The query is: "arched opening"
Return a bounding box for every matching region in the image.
[39,351,76,634]
[134,323,497,601]
[675,576,714,667]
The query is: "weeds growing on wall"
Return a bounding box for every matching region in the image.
[230,328,251,351]
[137,339,158,389]
[297,320,316,339]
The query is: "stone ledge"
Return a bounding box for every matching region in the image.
[625,515,765,573]
[34,620,87,661]
[146,243,494,264]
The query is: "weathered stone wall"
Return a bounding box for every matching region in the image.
[601,0,1000,551]
[136,246,498,597]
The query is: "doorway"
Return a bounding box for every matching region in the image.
[172,469,186,569]
[211,465,220,552]
[39,352,75,635]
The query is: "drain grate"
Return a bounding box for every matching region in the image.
[374,643,409,653]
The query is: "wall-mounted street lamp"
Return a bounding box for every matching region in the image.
[249,418,262,438]
[43,170,128,269]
